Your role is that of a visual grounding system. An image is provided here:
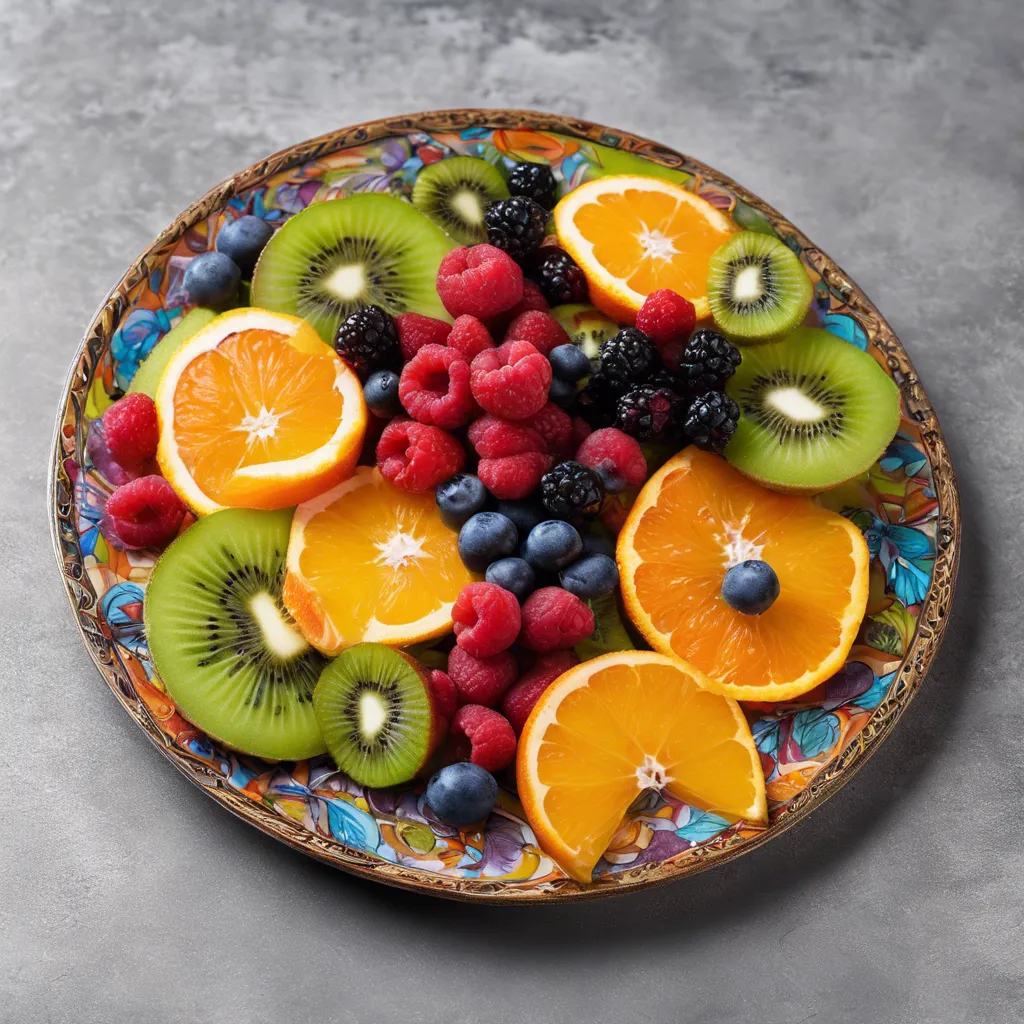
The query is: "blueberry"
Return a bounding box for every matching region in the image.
[425,762,498,826]
[437,474,488,531]
[363,370,401,418]
[581,532,616,558]
[215,215,274,278]
[548,375,577,408]
[721,559,780,615]
[183,251,240,309]
[496,499,546,541]
[458,511,518,571]
[560,553,619,599]
[549,344,591,382]
[485,557,536,602]
[523,520,583,572]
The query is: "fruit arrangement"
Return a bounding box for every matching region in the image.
[87,143,907,887]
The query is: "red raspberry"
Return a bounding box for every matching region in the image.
[518,587,595,652]
[522,402,575,458]
[376,417,464,492]
[452,582,521,658]
[395,312,452,361]
[103,475,187,550]
[478,451,552,500]
[436,244,524,320]
[450,705,517,771]
[636,289,697,371]
[447,315,495,361]
[487,278,549,337]
[103,393,159,470]
[398,344,474,429]
[447,646,518,707]
[501,650,579,735]
[428,669,459,721]
[575,428,648,493]
[467,415,546,459]
[572,416,593,449]
[470,340,551,420]
[503,310,570,357]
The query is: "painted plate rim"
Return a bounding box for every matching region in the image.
[49,108,961,903]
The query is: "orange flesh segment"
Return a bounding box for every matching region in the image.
[170,328,344,505]
[520,653,766,883]
[619,450,869,700]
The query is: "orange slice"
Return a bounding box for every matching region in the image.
[553,175,735,322]
[618,449,869,701]
[283,467,475,654]
[517,651,767,883]
[156,308,366,515]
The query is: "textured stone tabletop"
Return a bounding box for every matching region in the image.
[2,1,1022,1021]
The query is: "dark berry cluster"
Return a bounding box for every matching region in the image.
[484,197,549,263]
[334,304,402,380]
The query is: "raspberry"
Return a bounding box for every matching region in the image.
[518,587,595,652]
[436,244,524,321]
[487,278,549,337]
[470,340,552,420]
[575,428,648,493]
[447,315,495,361]
[522,402,575,458]
[503,311,570,357]
[447,645,518,707]
[501,650,579,735]
[450,705,517,771]
[395,312,451,361]
[468,415,546,459]
[428,669,459,720]
[103,475,187,550]
[398,344,475,429]
[452,582,522,658]
[478,452,552,500]
[376,417,464,492]
[636,288,697,358]
[102,394,159,470]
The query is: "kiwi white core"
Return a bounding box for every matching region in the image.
[325,263,367,301]
[636,225,678,262]
[451,189,485,225]
[732,264,764,302]
[359,690,389,741]
[375,531,429,569]
[248,591,309,659]
[766,386,827,423]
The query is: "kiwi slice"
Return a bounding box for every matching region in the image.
[313,644,440,788]
[250,193,454,343]
[707,232,813,343]
[411,155,509,244]
[551,303,620,369]
[725,327,901,492]
[129,307,217,397]
[575,592,636,662]
[145,508,328,760]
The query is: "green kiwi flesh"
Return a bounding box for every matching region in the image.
[128,307,217,397]
[550,303,620,370]
[145,508,328,760]
[313,644,436,787]
[411,155,509,244]
[725,327,901,492]
[575,592,636,662]
[250,193,455,343]
[707,231,813,343]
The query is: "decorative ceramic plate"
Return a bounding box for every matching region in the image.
[50,110,960,903]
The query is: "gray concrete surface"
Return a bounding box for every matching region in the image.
[2,0,1022,1021]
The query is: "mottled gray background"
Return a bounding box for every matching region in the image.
[2,0,1022,1021]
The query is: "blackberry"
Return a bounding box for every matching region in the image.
[540,461,605,519]
[677,329,741,393]
[615,385,682,441]
[333,305,401,380]
[528,246,589,305]
[575,372,621,428]
[681,391,740,453]
[507,162,558,209]
[484,197,548,263]
[599,328,657,386]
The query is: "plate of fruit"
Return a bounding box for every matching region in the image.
[51,110,960,902]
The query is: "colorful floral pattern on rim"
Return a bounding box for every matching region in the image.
[49,111,960,903]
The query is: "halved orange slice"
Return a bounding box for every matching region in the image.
[618,449,869,701]
[283,467,475,654]
[517,651,767,884]
[553,174,735,322]
[156,308,365,515]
